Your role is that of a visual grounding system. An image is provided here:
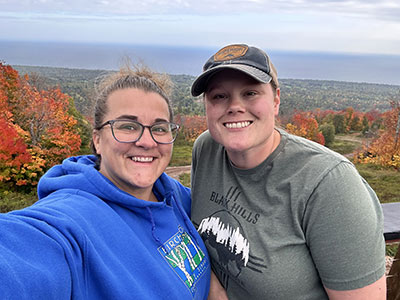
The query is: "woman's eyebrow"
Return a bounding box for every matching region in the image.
[154,118,169,123]
[115,115,138,121]
[115,115,169,123]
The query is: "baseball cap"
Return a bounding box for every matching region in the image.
[191,44,279,96]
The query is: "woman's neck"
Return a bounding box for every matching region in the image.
[228,129,281,170]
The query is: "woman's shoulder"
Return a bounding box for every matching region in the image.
[193,130,224,159]
[279,128,349,165]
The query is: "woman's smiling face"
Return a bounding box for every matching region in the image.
[93,88,173,199]
[204,69,280,168]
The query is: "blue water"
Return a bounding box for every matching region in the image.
[1,40,400,86]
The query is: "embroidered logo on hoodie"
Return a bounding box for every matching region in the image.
[158,228,209,295]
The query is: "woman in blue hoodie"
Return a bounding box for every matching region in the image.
[0,66,210,299]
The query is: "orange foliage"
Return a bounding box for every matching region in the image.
[0,86,32,184]
[355,102,400,169]
[0,62,81,189]
[285,111,325,145]
[312,108,336,123]
[0,62,20,104]
[175,114,207,143]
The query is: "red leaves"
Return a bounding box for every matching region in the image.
[175,114,207,143]
[0,63,81,189]
[0,117,31,166]
[285,111,325,145]
[355,102,400,169]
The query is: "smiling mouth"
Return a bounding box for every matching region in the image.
[130,156,154,162]
[224,121,252,129]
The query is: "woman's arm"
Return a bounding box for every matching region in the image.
[207,271,229,300]
[325,275,386,300]
[303,162,386,298]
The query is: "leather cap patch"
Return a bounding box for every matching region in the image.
[213,44,248,61]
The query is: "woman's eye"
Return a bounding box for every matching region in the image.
[118,123,139,131]
[152,125,169,135]
[245,91,257,97]
[213,94,226,100]
[153,126,167,133]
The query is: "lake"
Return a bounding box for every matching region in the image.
[1,40,400,86]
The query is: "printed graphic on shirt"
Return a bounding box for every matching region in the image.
[158,227,209,296]
[209,186,260,224]
[196,186,267,289]
[198,215,250,266]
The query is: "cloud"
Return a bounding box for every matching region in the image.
[0,0,399,55]
[1,0,400,22]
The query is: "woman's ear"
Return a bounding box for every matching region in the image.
[92,130,101,155]
[274,88,281,115]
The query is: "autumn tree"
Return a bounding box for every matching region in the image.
[174,114,207,144]
[0,73,32,187]
[16,77,81,166]
[344,107,354,131]
[362,116,370,134]
[0,63,82,189]
[285,111,325,145]
[349,114,363,132]
[355,101,400,169]
[27,72,51,91]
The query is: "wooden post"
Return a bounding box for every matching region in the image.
[387,246,400,300]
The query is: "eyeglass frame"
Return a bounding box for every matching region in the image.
[96,119,180,144]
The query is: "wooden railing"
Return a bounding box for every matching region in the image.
[387,247,400,300]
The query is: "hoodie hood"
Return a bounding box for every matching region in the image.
[37,155,197,245]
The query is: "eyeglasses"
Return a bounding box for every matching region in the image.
[97,119,180,144]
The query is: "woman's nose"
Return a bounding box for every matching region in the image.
[135,127,157,148]
[227,95,246,114]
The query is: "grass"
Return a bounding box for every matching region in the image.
[386,243,399,257]
[178,173,191,188]
[355,163,400,203]
[327,135,400,204]
[329,139,359,155]
[170,144,193,166]
[0,190,38,213]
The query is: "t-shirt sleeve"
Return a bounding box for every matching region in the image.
[191,131,208,191]
[302,161,386,291]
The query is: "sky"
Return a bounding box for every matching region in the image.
[1,0,400,56]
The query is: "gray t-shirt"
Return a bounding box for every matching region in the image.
[191,129,385,300]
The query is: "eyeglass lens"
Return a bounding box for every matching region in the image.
[111,120,178,144]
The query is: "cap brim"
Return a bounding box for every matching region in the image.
[191,64,272,97]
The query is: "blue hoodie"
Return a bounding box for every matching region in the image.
[0,155,210,299]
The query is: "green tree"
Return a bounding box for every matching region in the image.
[350,115,363,132]
[362,115,370,134]
[332,114,346,134]
[320,123,335,146]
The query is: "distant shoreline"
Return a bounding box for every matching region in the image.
[2,40,400,86]
[12,64,400,89]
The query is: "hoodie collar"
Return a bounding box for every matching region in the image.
[38,155,175,208]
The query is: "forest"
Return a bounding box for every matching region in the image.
[13,65,399,117]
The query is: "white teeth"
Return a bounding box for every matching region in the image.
[131,156,153,162]
[225,121,251,129]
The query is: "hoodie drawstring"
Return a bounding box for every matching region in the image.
[146,207,165,251]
